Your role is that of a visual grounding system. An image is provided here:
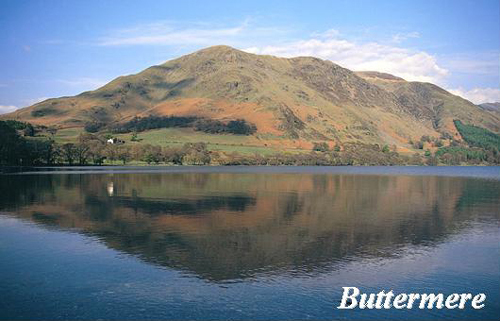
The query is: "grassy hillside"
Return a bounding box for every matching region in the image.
[356,71,500,136]
[114,128,307,155]
[2,45,499,153]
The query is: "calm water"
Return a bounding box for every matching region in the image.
[0,166,499,319]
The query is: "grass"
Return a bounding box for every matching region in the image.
[119,127,253,145]
[52,126,310,155]
[118,128,309,155]
[53,127,85,143]
[46,125,433,158]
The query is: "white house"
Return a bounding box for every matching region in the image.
[107,137,124,144]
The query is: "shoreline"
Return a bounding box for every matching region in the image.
[2,165,499,180]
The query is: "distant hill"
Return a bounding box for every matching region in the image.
[479,102,500,112]
[2,45,499,150]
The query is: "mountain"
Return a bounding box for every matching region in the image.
[3,45,499,150]
[355,71,500,135]
[479,102,500,115]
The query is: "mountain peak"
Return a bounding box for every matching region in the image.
[190,45,249,57]
[171,44,255,66]
[198,44,240,52]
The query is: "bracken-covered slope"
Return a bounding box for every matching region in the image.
[3,45,499,149]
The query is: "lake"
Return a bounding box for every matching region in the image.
[0,166,499,319]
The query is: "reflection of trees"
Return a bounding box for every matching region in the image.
[1,172,499,281]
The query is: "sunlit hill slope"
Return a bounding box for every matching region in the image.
[3,45,499,151]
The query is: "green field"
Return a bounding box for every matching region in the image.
[117,128,310,155]
[53,127,85,143]
[53,127,310,155]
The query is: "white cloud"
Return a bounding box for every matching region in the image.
[391,31,420,43]
[244,37,448,83]
[100,24,242,46]
[311,28,340,39]
[96,21,494,88]
[448,87,500,104]
[0,105,18,114]
[97,19,286,47]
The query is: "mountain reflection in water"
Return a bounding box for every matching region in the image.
[1,170,499,282]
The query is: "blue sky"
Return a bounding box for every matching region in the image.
[1,0,499,113]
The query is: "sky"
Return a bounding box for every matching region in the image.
[0,0,499,114]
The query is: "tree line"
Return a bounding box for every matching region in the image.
[2,120,499,167]
[85,115,257,135]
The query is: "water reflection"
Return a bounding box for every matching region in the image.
[1,171,499,281]
[107,182,114,196]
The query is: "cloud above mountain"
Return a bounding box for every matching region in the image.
[2,16,497,108]
[449,87,500,105]
[98,20,448,84]
[97,19,288,47]
[87,19,500,104]
[243,37,448,83]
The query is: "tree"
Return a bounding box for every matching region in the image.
[130,144,145,162]
[28,139,57,165]
[43,139,57,165]
[183,151,210,165]
[104,145,118,163]
[0,121,24,165]
[73,140,89,165]
[226,119,257,135]
[312,142,329,152]
[83,136,106,165]
[116,146,131,164]
[163,147,184,165]
[23,123,35,137]
[421,135,431,143]
[61,143,77,165]
[426,156,438,166]
[0,121,59,166]
[46,126,58,137]
[410,153,423,165]
[84,122,104,133]
[141,145,162,164]
[414,141,424,149]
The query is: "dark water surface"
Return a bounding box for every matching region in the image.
[0,166,499,319]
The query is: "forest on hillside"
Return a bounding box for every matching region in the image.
[85,115,257,136]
